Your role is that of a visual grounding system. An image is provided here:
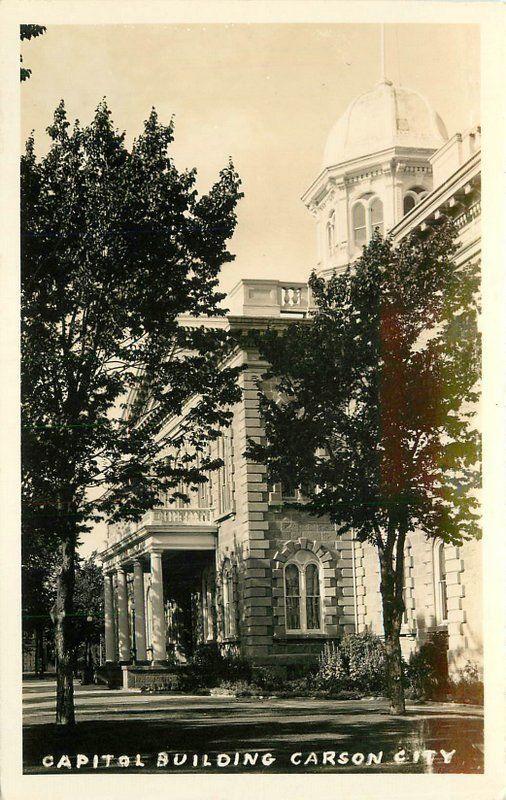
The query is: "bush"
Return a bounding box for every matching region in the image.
[404,637,449,701]
[340,631,386,694]
[187,643,252,689]
[313,632,387,695]
[447,660,483,705]
[314,641,347,692]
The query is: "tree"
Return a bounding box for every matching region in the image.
[21,100,243,725]
[20,25,46,82]
[246,225,480,714]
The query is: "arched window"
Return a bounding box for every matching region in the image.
[403,193,416,215]
[369,197,383,236]
[433,542,448,624]
[403,186,428,216]
[222,560,236,638]
[353,196,383,248]
[352,202,367,247]
[284,551,323,632]
[326,210,336,255]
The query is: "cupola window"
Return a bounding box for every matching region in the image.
[326,210,336,255]
[352,202,367,247]
[352,195,383,248]
[403,186,428,216]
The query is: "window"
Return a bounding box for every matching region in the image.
[326,210,336,255]
[222,560,236,638]
[401,543,413,628]
[434,542,448,624]
[284,551,323,633]
[352,202,367,247]
[352,196,383,248]
[403,193,416,215]
[370,197,383,236]
[216,429,234,515]
[403,186,428,216]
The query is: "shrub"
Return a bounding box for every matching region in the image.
[313,632,387,694]
[404,637,449,701]
[314,641,347,692]
[447,660,483,705]
[340,631,387,694]
[251,665,287,691]
[187,643,252,688]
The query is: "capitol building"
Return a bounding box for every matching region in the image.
[100,74,482,688]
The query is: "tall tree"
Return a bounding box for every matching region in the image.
[247,225,480,714]
[21,101,243,725]
[20,24,46,82]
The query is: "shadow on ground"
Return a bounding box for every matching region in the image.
[23,698,483,774]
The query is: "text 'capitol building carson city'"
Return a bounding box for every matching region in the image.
[100,76,481,689]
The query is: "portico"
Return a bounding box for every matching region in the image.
[101,507,217,672]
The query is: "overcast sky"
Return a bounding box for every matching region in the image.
[21,23,479,556]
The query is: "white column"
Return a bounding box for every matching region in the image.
[150,551,166,663]
[104,572,117,663]
[116,568,131,663]
[133,560,147,662]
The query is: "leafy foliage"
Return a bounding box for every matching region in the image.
[21,100,243,723]
[315,633,386,694]
[404,634,449,701]
[20,24,46,81]
[22,100,243,543]
[246,224,480,713]
[247,226,480,547]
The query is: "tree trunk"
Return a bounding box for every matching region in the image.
[379,551,406,715]
[51,537,76,726]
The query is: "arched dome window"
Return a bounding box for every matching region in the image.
[284,550,323,632]
[326,210,336,255]
[403,186,428,216]
[352,202,367,247]
[370,197,383,236]
[352,195,383,249]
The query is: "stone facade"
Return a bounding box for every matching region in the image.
[100,78,482,681]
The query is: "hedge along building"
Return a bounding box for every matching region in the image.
[100,75,481,686]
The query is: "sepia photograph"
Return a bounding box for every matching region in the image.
[1,3,504,795]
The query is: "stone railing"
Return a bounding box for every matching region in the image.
[454,200,481,230]
[107,507,214,544]
[149,507,213,525]
[281,285,303,308]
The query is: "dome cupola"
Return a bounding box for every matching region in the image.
[323,79,448,169]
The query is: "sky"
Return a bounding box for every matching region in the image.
[20,23,479,556]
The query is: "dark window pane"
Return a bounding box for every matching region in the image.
[306,597,320,629]
[285,564,301,630]
[404,194,416,214]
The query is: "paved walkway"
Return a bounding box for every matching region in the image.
[23,680,483,774]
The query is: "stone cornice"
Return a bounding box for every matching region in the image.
[301,146,437,212]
